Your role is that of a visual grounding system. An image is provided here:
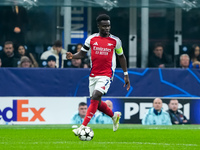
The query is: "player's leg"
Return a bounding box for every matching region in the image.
[73,77,101,136]
[73,90,102,136]
[96,77,114,117]
[82,90,102,126]
[95,76,121,131]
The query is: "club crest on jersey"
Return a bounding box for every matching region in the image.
[93,42,98,45]
[107,43,113,46]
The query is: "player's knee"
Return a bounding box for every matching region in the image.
[91,90,102,101]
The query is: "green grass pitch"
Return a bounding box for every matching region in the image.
[0,124,200,150]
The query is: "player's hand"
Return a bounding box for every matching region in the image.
[124,75,130,91]
[66,52,73,59]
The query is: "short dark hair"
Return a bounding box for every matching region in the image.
[154,42,164,50]
[96,14,110,24]
[169,99,178,104]
[53,40,62,47]
[4,41,14,46]
[79,102,87,107]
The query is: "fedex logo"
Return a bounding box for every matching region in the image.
[0,100,45,122]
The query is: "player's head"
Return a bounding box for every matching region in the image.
[168,99,179,112]
[153,98,162,111]
[96,14,111,37]
[53,40,62,54]
[78,102,87,118]
[105,100,113,110]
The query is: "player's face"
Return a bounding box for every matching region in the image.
[98,20,111,37]
[153,98,162,111]
[0,59,2,67]
[169,100,178,112]
[4,44,14,57]
[79,105,87,117]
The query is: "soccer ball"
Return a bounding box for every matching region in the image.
[79,126,94,141]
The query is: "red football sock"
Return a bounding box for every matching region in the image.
[98,101,113,117]
[82,100,99,126]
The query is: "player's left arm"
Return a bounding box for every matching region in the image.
[115,38,130,91]
[118,54,130,91]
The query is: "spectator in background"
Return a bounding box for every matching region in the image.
[17,45,38,67]
[167,99,189,125]
[149,43,173,68]
[0,58,2,67]
[3,6,28,46]
[76,43,90,68]
[46,55,56,68]
[142,98,172,125]
[179,54,190,69]
[189,44,200,69]
[71,59,83,68]
[18,56,32,68]
[40,40,67,68]
[0,41,19,67]
[76,43,83,53]
[95,100,113,124]
[70,102,95,124]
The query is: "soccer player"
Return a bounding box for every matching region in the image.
[66,14,130,135]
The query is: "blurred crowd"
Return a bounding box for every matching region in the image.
[0,6,200,69]
[148,42,200,69]
[0,40,200,69]
[0,40,90,68]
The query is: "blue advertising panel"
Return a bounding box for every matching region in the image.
[87,98,200,124]
[0,68,200,97]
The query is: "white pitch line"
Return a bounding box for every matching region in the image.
[95,142,198,147]
[0,141,198,147]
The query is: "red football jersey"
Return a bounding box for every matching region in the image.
[81,33,123,78]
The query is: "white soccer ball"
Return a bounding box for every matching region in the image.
[79,126,94,141]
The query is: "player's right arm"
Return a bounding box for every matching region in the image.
[66,51,87,59]
[67,35,92,60]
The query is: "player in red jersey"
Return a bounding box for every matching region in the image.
[67,14,130,135]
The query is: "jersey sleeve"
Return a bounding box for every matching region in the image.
[115,38,123,56]
[81,36,92,52]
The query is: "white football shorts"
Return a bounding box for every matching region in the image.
[89,76,112,97]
